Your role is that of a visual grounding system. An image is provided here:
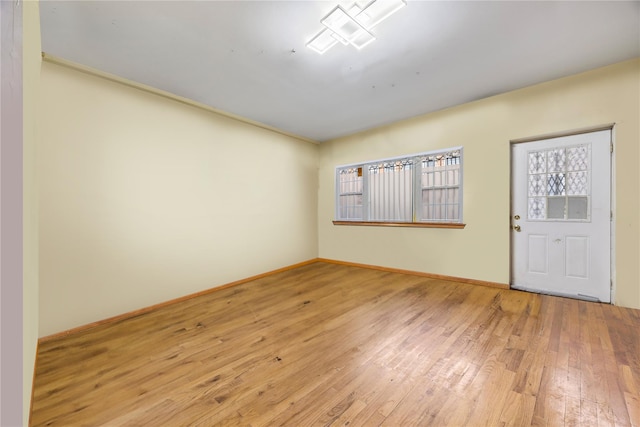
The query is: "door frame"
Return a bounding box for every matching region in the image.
[509,123,615,303]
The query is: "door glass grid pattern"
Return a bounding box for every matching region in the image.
[548,174,566,196]
[527,144,590,221]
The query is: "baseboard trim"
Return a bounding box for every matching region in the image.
[39,257,508,343]
[316,258,510,290]
[38,259,319,343]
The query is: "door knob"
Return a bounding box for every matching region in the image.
[513,225,521,232]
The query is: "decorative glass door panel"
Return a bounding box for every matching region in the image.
[511,130,611,303]
[527,144,590,221]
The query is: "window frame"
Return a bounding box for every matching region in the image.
[334,147,465,228]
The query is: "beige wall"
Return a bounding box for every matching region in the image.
[38,55,640,341]
[24,0,41,422]
[318,59,640,309]
[39,62,319,336]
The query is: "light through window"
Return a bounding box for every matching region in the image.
[335,148,463,224]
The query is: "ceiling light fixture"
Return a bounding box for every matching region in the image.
[354,0,407,28]
[321,6,376,50]
[307,29,339,54]
[307,0,406,54]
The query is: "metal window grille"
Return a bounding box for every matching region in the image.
[337,167,364,220]
[419,151,461,222]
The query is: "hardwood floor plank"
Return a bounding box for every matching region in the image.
[430,394,475,426]
[596,401,616,427]
[580,398,599,427]
[565,395,581,426]
[332,398,367,427]
[30,262,640,426]
[498,390,536,427]
[623,392,640,426]
[347,367,415,425]
[620,365,639,396]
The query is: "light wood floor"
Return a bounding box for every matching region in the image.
[31,262,640,426]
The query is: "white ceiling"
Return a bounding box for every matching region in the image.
[40,1,640,142]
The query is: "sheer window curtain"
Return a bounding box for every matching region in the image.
[368,160,413,222]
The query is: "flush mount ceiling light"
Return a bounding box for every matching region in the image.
[321,6,376,50]
[307,28,340,54]
[307,0,406,54]
[353,0,407,28]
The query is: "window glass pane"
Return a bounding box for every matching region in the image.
[547,197,565,219]
[568,196,588,220]
[422,188,430,206]
[434,170,444,186]
[547,173,566,196]
[529,151,546,174]
[547,148,566,173]
[529,197,546,220]
[427,172,434,187]
[567,171,588,196]
[528,174,545,196]
[448,204,459,220]
[567,145,588,171]
[422,204,433,220]
[339,168,362,193]
[339,194,363,219]
[337,167,363,220]
[419,150,461,222]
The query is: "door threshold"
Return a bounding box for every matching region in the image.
[510,284,603,303]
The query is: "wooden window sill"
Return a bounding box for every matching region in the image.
[332,221,466,229]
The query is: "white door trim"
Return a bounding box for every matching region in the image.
[510,123,615,144]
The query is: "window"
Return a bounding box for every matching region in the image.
[335,148,463,225]
[527,144,590,221]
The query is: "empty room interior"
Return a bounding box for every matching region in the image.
[4,0,640,425]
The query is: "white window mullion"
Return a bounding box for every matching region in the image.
[384,166,390,220]
[362,166,370,221]
[413,158,420,222]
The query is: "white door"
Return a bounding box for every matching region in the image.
[511,130,611,302]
